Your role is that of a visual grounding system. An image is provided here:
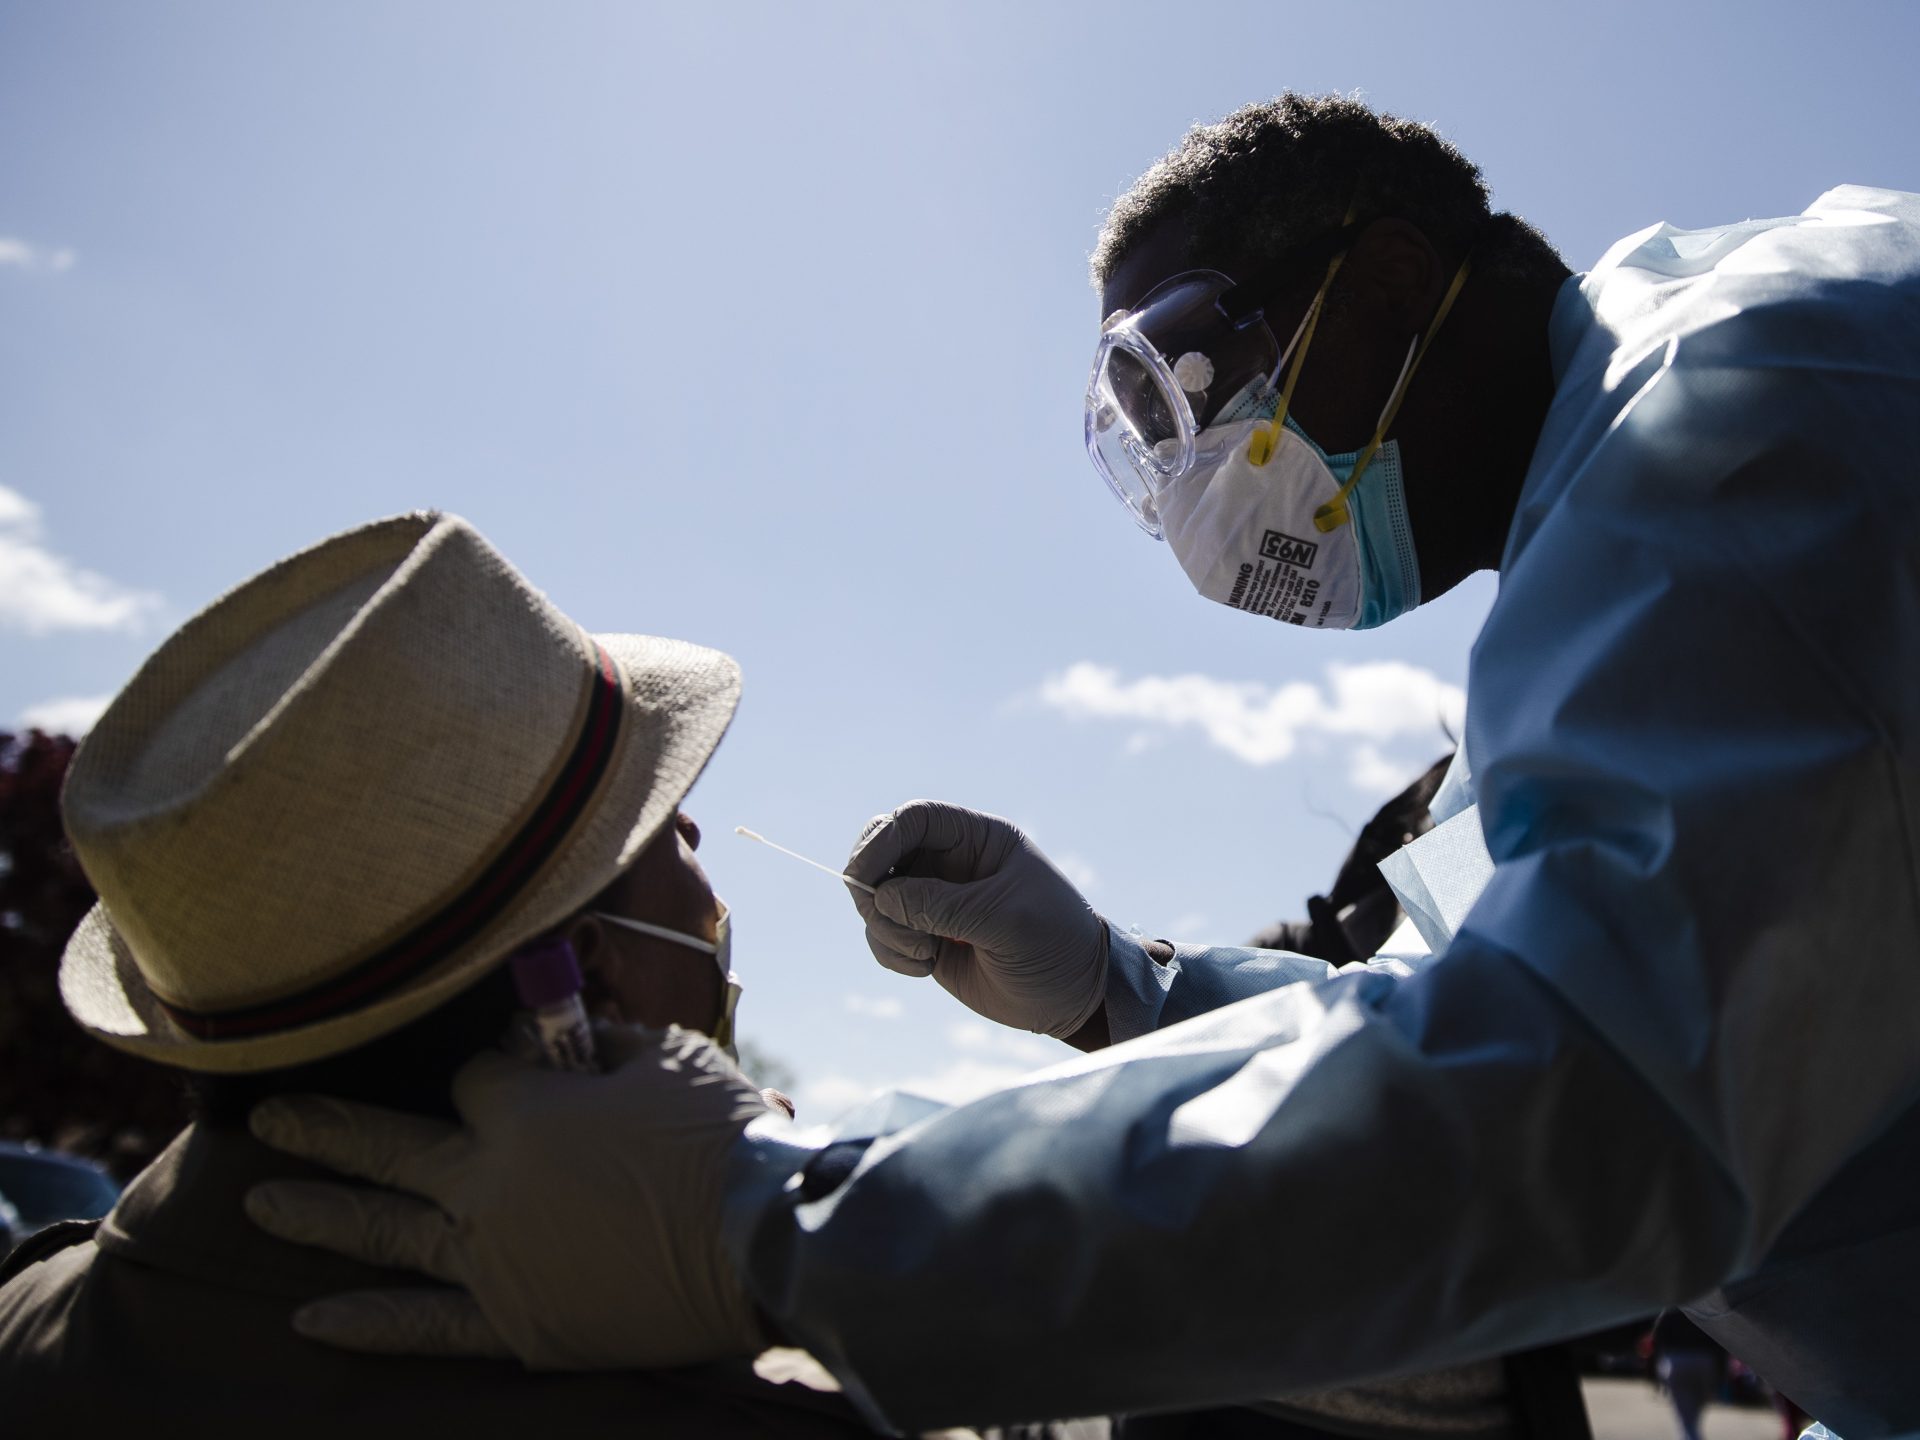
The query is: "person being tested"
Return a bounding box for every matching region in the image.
[0,512,857,1436]
[244,98,1920,1439]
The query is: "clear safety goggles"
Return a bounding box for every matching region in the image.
[1084,269,1295,538]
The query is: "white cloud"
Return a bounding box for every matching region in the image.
[1347,742,1425,798]
[1054,851,1098,892]
[946,1020,1060,1065]
[843,992,905,1022]
[1036,660,1463,768]
[799,1059,1036,1120]
[0,486,160,634]
[796,1073,880,1121]
[893,1057,1035,1106]
[0,237,76,273]
[18,694,112,736]
[793,1024,1066,1124]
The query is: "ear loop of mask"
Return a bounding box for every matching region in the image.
[594,912,718,953]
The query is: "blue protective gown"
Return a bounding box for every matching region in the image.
[725,187,1920,1438]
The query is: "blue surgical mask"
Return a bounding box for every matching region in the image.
[1306,428,1421,630]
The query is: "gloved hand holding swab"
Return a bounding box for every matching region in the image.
[734,826,877,895]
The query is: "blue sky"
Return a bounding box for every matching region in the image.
[6,0,1918,1115]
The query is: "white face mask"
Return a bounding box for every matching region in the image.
[1154,417,1365,628]
[592,903,742,1062]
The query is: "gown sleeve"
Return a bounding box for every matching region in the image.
[723,253,1920,1434]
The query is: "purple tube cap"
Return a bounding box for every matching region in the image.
[509,936,584,1008]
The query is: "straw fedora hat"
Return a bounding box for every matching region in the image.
[58,511,740,1073]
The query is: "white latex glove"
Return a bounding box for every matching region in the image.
[846,799,1109,1039]
[245,1024,771,1368]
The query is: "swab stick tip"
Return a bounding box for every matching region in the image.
[734,824,877,895]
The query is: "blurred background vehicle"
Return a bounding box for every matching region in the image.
[0,1140,119,1255]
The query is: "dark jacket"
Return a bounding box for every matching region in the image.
[0,1124,871,1437]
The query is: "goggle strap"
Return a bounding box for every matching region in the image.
[1313,255,1473,532]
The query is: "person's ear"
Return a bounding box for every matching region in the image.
[564,911,608,972]
[1347,218,1445,332]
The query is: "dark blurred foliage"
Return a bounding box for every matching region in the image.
[0,731,187,1179]
[1246,753,1453,961]
[735,1036,798,1096]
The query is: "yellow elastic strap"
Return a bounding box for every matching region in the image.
[1248,203,1361,468]
[1312,255,1473,532]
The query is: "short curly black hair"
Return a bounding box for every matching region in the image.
[1093,94,1566,292]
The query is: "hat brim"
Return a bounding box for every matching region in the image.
[59,633,741,1073]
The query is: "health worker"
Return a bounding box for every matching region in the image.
[244,96,1920,1440]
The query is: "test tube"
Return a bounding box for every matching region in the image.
[509,936,599,1073]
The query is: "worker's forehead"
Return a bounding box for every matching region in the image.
[1101,211,1362,322]
[1101,218,1213,317]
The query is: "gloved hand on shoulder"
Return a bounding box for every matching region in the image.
[245,1023,772,1368]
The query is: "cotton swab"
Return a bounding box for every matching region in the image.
[734,826,877,895]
